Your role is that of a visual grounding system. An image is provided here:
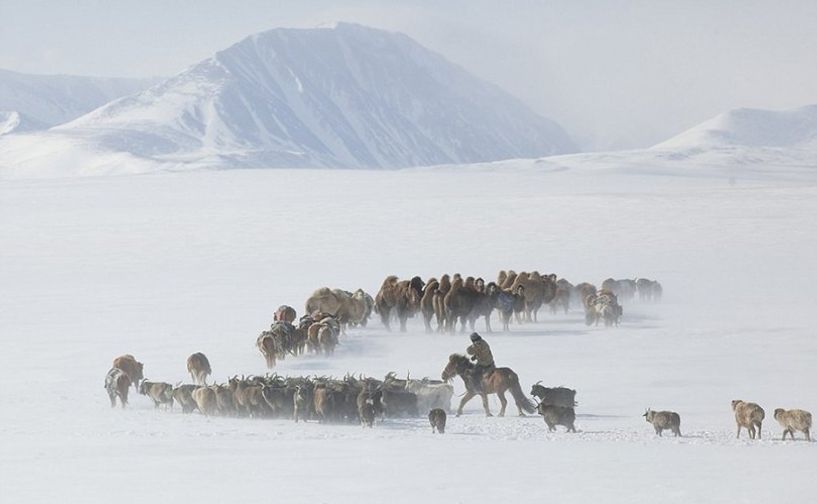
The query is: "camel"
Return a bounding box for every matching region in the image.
[374,275,425,332]
[496,284,525,331]
[304,288,369,328]
[576,283,598,309]
[420,278,439,333]
[500,270,517,290]
[509,271,557,322]
[443,278,480,333]
[433,274,451,332]
[549,285,570,314]
[467,282,499,332]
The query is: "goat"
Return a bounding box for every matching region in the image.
[732,400,765,440]
[104,367,131,408]
[773,408,812,441]
[138,380,174,409]
[643,409,681,437]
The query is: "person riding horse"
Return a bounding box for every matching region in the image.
[466,332,495,392]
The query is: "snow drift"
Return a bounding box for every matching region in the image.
[0,23,575,177]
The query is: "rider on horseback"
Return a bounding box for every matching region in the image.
[466,332,494,393]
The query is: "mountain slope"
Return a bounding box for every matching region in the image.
[0,23,576,177]
[654,104,817,150]
[0,69,156,135]
[450,104,817,184]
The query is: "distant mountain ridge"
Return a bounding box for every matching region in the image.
[0,23,576,176]
[0,69,157,135]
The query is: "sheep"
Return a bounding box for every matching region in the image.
[104,367,131,408]
[643,409,681,437]
[429,408,447,434]
[537,403,576,432]
[404,378,454,413]
[773,408,812,441]
[138,380,174,409]
[172,384,199,414]
[732,400,765,439]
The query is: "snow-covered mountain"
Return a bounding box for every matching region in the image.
[0,69,156,135]
[464,104,817,184]
[0,23,576,177]
[654,104,817,150]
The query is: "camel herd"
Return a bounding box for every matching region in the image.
[243,271,655,372]
[373,271,659,334]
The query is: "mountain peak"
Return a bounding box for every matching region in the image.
[1,23,575,176]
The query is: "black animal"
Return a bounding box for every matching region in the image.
[381,389,419,418]
[530,384,577,408]
[429,408,447,434]
[538,404,576,432]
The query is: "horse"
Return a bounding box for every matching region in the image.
[441,354,535,417]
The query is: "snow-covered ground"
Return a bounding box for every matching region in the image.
[1,165,815,503]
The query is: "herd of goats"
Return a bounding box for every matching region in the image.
[103,353,813,441]
[102,270,813,441]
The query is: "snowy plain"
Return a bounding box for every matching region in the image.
[1,162,815,503]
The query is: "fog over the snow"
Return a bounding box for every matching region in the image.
[2,0,817,150]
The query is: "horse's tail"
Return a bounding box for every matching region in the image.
[508,372,536,414]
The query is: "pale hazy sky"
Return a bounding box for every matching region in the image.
[2,0,816,150]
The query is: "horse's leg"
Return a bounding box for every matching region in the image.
[457,391,475,417]
[497,390,508,417]
[481,393,492,417]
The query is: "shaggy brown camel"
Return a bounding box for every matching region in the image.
[443,278,479,333]
[420,278,439,333]
[374,275,425,332]
[433,274,451,332]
